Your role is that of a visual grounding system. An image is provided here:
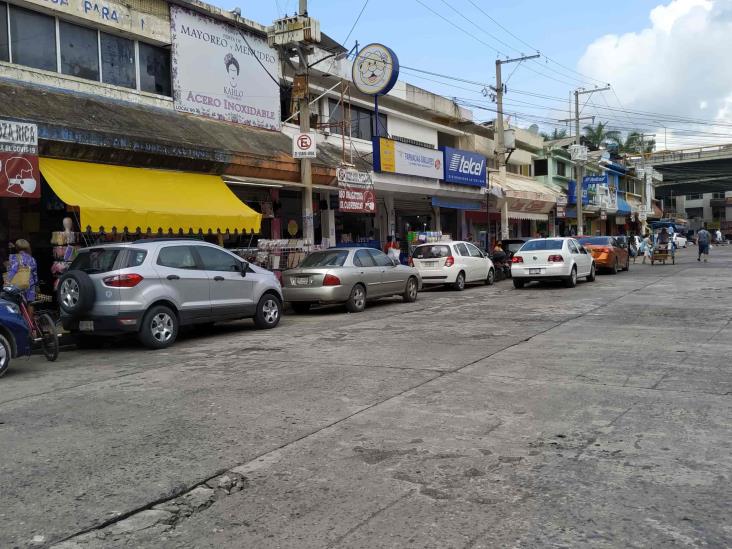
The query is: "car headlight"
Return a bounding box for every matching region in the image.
[5,303,20,315]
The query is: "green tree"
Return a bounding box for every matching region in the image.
[540,128,568,141]
[618,131,655,153]
[582,122,621,149]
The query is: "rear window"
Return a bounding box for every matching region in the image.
[519,239,564,251]
[69,248,121,274]
[413,245,451,259]
[300,251,348,268]
[505,241,524,254]
[578,237,612,246]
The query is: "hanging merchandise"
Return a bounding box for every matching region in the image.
[50,217,80,289]
[251,239,320,282]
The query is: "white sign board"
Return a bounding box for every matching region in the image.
[374,138,443,179]
[293,132,316,158]
[337,167,372,185]
[569,144,588,162]
[171,6,281,130]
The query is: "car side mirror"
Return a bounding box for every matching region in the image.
[240,261,248,277]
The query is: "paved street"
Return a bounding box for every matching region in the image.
[2,245,731,548]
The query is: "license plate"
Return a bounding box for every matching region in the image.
[529,268,541,275]
[79,320,94,332]
[294,276,310,286]
[423,261,437,268]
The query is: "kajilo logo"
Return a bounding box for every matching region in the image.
[449,152,484,176]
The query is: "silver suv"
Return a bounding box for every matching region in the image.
[58,239,283,349]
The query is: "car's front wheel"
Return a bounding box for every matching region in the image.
[403,277,418,303]
[346,284,366,313]
[485,268,495,286]
[139,305,178,350]
[255,294,282,329]
[0,333,11,378]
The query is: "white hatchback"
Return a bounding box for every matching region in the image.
[511,237,596,289]
[410,241,495,291]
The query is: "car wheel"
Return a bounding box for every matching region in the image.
[57,270,96,317]
[403,277,418,303]
[485,268,495,286]
[0,333,11,378]
[564,267,577,288]
[291,302,311,314]
[623,257,630,271]
[138,305,178,350]
[452,271,466,291]
[587,263,596,282]
[346,284,366,313]
[255,294,281,329]
[513,278,525,289]
[610,258,619,275]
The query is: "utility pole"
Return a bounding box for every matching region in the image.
[493,53,539,239]
[297,0,314,245]
[559,86,611,236]
[639,132,656,233]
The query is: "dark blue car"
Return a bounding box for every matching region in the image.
[0,297,31,378]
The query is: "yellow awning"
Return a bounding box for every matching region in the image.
[40,158,261,234]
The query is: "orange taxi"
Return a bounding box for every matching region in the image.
[577,236,629,274]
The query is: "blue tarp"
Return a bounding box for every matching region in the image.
[616,195,632,215]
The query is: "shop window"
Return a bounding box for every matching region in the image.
[101,32,136,89]
[329,99,386,141]
[0,2,9,62]
[9,5,57,72]
[139,42,171,96]
[60,20,99,81]
[195,246,241,272]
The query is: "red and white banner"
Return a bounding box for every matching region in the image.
[0,121,39,199]
[337,167,376,213]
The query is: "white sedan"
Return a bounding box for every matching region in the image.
[410,241,495,290]
[511,237,596,289]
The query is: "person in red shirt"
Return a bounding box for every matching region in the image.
[383,235,398,254]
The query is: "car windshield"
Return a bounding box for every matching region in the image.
[300,251,349,268]
[578,237,613,246]
[413,245,451,259]
[519,239,564,251]
[69,248,121,274]
[505,242,524,253]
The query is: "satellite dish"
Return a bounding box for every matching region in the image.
[528,124,539,135]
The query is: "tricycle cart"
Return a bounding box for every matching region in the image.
[651,242,674,265]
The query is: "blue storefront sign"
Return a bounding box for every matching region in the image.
[567,180,589,206]
[583,174,608,187]
[440,146,486,187]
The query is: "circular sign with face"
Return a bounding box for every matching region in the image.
[352,43,400,96]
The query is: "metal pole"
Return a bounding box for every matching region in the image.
[298,0,314,244]
[374,95,379,138]
[495,59,509,240]
[575,89,583,236]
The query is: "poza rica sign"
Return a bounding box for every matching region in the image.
[0,120,39,199]
[441,147,486,187]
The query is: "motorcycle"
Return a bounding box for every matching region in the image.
[490,254,512,281]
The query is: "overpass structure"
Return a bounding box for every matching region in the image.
[634,144,732,199]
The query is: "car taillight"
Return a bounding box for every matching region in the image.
[323,274,341,286]
[408,257,414,267]
[548,255,564,262]
[444,256,455,267]
[512,256,524,263]
[103,273,143,287]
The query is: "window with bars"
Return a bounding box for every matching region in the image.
[328,99,387,141]
[0,2,171,96]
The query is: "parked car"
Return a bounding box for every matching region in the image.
[672,233,687,248]
[511,237,596,289]
[577,236,629,273]
[410,241,495,290]
[0,297,32,378]
[282,247,421,313]
[58,240,283,349]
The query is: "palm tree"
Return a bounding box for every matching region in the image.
[582,122,621,149]
[540,128,568,141]
[615,131,656,154]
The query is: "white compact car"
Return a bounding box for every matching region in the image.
[410,241,495,290]
[511,237,596,289]
[672,233,687,248]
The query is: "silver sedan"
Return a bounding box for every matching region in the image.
[282,247,422,313]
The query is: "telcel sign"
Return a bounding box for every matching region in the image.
[441,147,486,187]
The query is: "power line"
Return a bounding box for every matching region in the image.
[342,0,369,46]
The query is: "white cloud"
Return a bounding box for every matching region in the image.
[578,0,732,147]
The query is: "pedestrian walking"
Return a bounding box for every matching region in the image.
[697,226,711,262]
[715,228,722,244]
[641,233,653,264]
[629,232,639,263]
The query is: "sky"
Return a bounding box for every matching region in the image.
[214,0,732,150]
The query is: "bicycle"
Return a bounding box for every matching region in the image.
[1,285,59,362]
